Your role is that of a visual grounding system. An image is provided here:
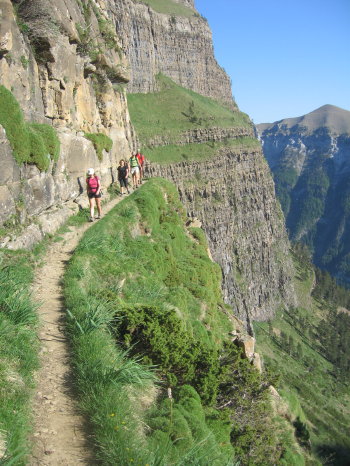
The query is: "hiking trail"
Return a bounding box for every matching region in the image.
[29,194,125,465]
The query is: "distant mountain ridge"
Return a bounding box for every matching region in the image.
[258,104,350,135]
[257,105,350,286]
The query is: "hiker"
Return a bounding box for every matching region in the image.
[129,152,141,189]
[117,159,129,195]
[86,168,102,222]
[136,149,145,185]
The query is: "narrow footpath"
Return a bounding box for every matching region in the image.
[29,194,124,465]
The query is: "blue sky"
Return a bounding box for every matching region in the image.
[195,0,350,123]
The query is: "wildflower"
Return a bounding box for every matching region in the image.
[110,413,115,417]
[114,426,119,431]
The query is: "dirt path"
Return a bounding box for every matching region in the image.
[29,195,124,465]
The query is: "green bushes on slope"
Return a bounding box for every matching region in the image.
[254,244,350,465]
[64,178,295,464]
[0,85,60,171]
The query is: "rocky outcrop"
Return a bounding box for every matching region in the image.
[111,0,235,107]
[0,0,135,246]
[257,105,350,285]
[145,147,295,326]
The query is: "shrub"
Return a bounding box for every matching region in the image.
[84,132,112,161]
[0,85,60,170]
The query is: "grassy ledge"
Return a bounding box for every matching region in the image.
[64,178,305,465]
[127,74,251,145]
[145,137,261,164]
[0,85,60,171]
[0,250,39,463]
[134,0,196,17]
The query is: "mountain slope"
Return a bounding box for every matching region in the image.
[257,105,350,286]
[254,245,350,465]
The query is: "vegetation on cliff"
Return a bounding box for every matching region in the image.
[84,133,113,161]
[0,85,60,171]
[255,243,350,465]
[63,179,299,464]
[127,74,255,163]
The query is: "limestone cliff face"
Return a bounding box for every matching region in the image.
[0,0,295,325]
[0,0,134,247]
[111,0,235,107]
[145,148,295,325]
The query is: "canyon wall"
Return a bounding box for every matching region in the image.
[111,0,235,107]
[146,148,295,325]
[0,0,295,323]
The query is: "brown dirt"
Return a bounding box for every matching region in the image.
[29,196,123,465]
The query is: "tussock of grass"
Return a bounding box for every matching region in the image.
[84,132,113,161]
[127,74,251,146]
[0,251,39,463]
[0,85,60,171]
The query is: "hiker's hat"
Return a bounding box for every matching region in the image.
[87,168,95,175]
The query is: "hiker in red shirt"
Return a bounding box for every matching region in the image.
[136,149,145,185]
[86,168,102,222]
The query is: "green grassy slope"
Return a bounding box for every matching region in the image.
[135,0,196,17]
[64,179,304,465]
[127,74,256,163]
[254,246,350,465]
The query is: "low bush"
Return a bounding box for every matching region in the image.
[0,85,60,170]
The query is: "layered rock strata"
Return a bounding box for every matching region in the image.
[146,126,254,147]
[145,147,295,326]
[110,0,235,107]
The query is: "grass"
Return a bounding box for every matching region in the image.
[145,137,261,164]
[0,250,39,464]
[127,74,252,146]
[254,252,350,465]
[64,178,308,464]
[0,85,60,171]
[134,0,196,17]
[64,178,238,464]
[84,133,113,161]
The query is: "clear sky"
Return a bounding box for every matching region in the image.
[195,0,350,124]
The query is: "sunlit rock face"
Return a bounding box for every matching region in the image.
[0,0,135,247]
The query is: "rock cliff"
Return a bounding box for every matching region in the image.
[257,105,350,286]
[146,147,295,326]
[0,0,295,325]
[111,0,235,107]
[0,0,134,247]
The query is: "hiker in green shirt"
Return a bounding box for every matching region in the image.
[129,153,141,189]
